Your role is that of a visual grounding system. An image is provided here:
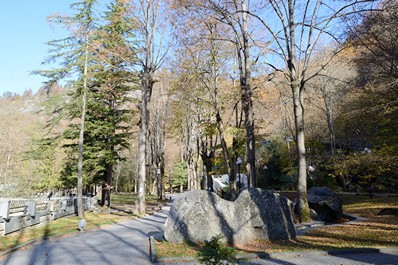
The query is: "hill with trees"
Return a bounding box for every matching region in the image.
[0,0,396,221]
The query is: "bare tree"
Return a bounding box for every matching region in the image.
[308,54,355,156]
[208,0,257,188]
[175,0,259,189]
[246,0,377,221]
[148,76,169,199]
[134,0,169,214]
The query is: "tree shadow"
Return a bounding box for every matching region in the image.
[1,217,52,265]
[247,188,296,242]
[208,192,235,244]
[25,221,52,265]
[330,250,398,265]
[307,228,397,246]
[239,259,296,265]
[1,223,26,264]
[25,215,162,265]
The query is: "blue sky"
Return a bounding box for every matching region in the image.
[0,1,72,96]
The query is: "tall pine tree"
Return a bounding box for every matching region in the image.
[36,0,138,214]
[85,0,138,206]
[36,0,98,218]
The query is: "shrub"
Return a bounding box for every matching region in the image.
[197,235,237,265]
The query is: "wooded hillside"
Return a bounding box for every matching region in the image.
[0,1,396,218]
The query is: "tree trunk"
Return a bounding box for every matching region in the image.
[77,39,89,219]
[215,111,236,199]
[287,0,310,223]
[137,72,151,214]
[136,0,161,214]
[202,165,208,190]
[158,158,165,200]
[151,173,158,195]
[292,82,311,222]
[203,156,214,192]
[325,101,336,156]
[242,89,255,188]
[101,165,113,207]
[77,89,86,219]
[240,0,256,188]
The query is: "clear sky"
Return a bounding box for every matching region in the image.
[0,1,73,96]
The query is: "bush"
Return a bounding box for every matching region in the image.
[197,235,237,265]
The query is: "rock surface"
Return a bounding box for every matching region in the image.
[307,186,343,222]
[164,189,296,245]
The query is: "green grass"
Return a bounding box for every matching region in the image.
[111,193,163,206]
[155,194,398,257]
[155,241,200,257]
[340,194,398,216]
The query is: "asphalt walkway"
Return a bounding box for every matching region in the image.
[0,210,167,265]
[0,200,397,265]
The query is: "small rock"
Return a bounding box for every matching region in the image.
[307,187,343,222]
[378,208,398,216]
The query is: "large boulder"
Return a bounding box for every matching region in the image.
[307,187,343,222]
[164,189,296,245]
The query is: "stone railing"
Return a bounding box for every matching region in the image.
[0,196,97,236]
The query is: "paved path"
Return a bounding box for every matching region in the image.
[1,200,397,265]
[0,210,167,265]
[163,249,398,265]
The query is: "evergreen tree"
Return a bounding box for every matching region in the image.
[35,0,99,218]
[40,0,138,208]
[84,0,138,206]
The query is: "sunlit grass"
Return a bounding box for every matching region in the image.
[155,241,200,257]
[340,194,398,216]
[111,193,165,206]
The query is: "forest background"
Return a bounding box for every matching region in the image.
[0,0,397,219]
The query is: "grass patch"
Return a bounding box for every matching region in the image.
[0,211,132,253]
[155,241,200,257]
[112,193,165,206]
[111,193,166,206]
[340,194,398,216]
[109,193,166,215]
[155,194,398,258]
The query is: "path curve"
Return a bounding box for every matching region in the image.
[0,209,167,265]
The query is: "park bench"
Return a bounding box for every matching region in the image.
[1,196,96,235]
[0,199,32,235]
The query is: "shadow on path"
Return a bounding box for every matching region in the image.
[331,250,398,265]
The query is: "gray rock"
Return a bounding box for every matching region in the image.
[164,188,296,245]
[307,186,343,222]
[378,208,398,216]
[310,208,319,219]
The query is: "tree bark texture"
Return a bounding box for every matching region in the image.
[239,0,256,188]
[292,82,311,222]
[77,39,89,219]
[137,71,152,214]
